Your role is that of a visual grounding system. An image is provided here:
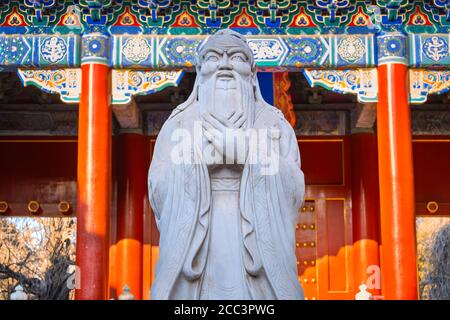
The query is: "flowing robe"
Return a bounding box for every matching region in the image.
[148,101,305,300]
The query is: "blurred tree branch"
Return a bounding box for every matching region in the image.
[0,218,76,300]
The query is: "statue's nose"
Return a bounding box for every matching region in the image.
[218,53,233,70]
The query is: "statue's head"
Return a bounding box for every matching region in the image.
[195,29,258,124]
[197,29,256,84]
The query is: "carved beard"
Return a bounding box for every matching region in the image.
[198,71,255,129]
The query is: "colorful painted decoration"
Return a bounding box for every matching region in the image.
[375,0,414,24]
[0,1,449,35]
[77,0,114,25]
[111,69,185,105]
[288,7,317,29]
[377,32,408,65]
[197,0,231,24]
[1,7,29,28]
[137,0,172,23]
[0,37,29,66]
[112,35,202,68]
[410,70,450,104]
[15,67,450,121]
[23,0,61,25]
[113,7,142,27]
[41,36,68,63]
[303,69,379,103]
[57,6,82,26]
[423,36,449,62]
[337,36,367,63]
[122,37,152,64]
[431,0,450,25]
[313,0,355,26]
[410,34,450,67]
[247,37,288,66]
[407,6,433,27]
[256,0,292,26]
[172,10,200,28]
[111,34,375,69]
[229,8,258,29]
[285,37,326,66]
[81,33,109,65]
[304,68,450,104]
[17,68,81,103]
[348,7,371,27]
[2,31,450,70]
[0,2,447,70]
[0,34,79,69]
[17,68,185,106]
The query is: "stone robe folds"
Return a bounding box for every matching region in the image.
[148,98,305,300]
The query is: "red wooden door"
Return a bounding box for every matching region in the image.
[297,137,354,300]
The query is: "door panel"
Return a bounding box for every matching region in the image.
[297,138,354,300]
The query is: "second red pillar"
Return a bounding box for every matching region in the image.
[376,34,418,299]
[115,133,149,299]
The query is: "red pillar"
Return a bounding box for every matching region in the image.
[75,62,112,300]
[116,133,148,300]
[377,63,418,299]
[351,132,381,297]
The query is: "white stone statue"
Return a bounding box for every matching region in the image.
[148,29,305,300]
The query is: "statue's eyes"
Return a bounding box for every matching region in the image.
[205,54,219,62]
[230,53,246,62]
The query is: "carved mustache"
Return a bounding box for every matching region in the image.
[216,70,234,79]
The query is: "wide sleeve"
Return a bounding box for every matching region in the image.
[147,116,212,299]
[278,118,305,220]
[147,120,173,224]
[240,113,305,299]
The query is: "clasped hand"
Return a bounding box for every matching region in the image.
[201,109,248,164]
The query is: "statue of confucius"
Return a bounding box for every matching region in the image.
[148,29,305,300]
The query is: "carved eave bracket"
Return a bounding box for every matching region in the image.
[111,69,185,105]
[410,70,450,104]
[303,68,450,105]
[111,69,184,129]
[17,68,184,105]
[303,69,378,104]
[18,69,81,104]
[17,68,184,130]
